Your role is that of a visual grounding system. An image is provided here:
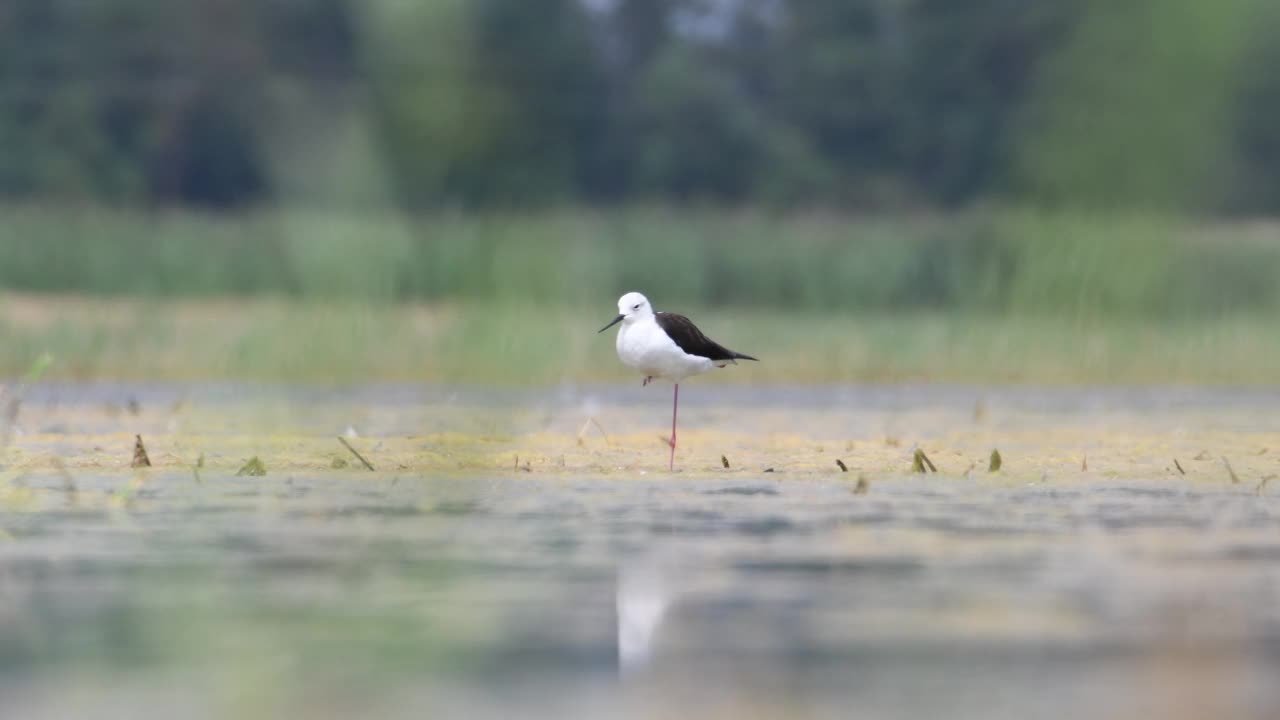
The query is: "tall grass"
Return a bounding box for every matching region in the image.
[2,294,1279,385]
[0,204,1277,318]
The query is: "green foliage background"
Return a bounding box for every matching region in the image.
[0,0,1278,324]
[2,0,1275,211]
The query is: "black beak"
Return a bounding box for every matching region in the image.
[598,314,624,333]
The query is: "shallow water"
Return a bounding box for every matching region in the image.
[1,384,1279,718]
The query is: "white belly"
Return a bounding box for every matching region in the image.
[616,319,715,382]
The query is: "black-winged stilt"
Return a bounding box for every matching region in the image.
[599,292,758,471]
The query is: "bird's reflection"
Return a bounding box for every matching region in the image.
[616,560,674,675]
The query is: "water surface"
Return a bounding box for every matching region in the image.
[1,383,1278,718]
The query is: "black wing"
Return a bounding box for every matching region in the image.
[655,312,758,362]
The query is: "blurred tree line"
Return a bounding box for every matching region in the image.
[0,0,1275,212]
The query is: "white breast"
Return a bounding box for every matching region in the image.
[616,316,715,382]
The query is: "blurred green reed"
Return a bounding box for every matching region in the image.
[0,204,1277,319]
[1,293,1278,385]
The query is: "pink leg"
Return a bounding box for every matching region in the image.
[668,383,679,471]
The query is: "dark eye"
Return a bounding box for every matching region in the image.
[633,304,641,310]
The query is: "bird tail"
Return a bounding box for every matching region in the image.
[730,351,759,362]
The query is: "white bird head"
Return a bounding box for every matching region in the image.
[598,291,652,333]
